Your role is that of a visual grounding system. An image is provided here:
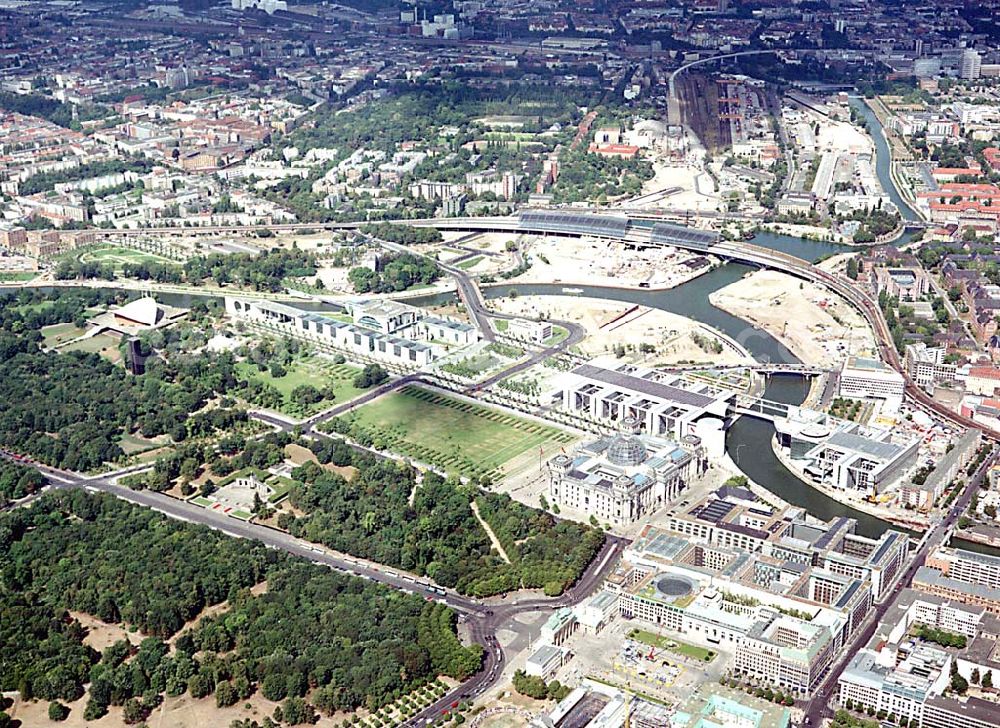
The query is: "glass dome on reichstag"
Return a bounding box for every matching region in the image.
[606,417,647,467]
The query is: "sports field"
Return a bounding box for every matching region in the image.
[338,385,574,479]
[235,355,365,416]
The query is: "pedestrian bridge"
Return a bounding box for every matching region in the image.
[667,363,828,375]
[733,394,795,422]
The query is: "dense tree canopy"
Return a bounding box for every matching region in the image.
[348,252,439,293]
[353,363,388,388]
[360,223,443,245]
[0,460,46,507]
[285,439,603,597]
[0,338,247,470]
[0,492,479,715]
[0,91,110,129]
[53,248,316,291]
[551,148,654,204]
[0,290,269,471]
[18,158,154,196]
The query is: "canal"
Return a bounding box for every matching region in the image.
[848,98,920,222]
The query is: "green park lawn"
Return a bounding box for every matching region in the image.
[335,385,574,479]
[118,433,165,455]
[0,271,37,282]
[235,355,365,416]
[61,333,122,363]
[41,321,88,348]
[543,325,570,346]
[628,629,717,662]
[77,245,179,270]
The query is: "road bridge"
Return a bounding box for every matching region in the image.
[13,205,1000,725]
[75,209,999,438]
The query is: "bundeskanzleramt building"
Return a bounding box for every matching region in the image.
[344,299,479,346]
[226,296,432,367]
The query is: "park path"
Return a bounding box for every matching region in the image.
[408,472,423,507]
[470,501,512,564]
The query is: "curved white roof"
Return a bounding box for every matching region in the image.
[114,297,161,326]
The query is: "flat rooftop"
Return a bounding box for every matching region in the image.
[572,364,717,408]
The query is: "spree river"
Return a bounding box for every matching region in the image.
[464,234,899,539]
[0,107,938,542]
[8,238,892,534]
[409,232,900,537]
[8,99,989,547]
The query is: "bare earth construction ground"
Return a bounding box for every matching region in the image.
[489,294,751,366]
[709,270,876,367]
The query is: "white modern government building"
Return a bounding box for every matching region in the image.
[224,296,478,368]
[839,356,905,402]
[548,361,734,454]
[774,407,920,495]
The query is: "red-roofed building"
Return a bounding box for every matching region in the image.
[588,143,640,159]
[929,182,1000,199]
[985,148,1000,174]
[932,164,982,182]
[924,201,1000,222]
[121,94,145,112]
[967,366,1000,395]
[917,181,1000,229]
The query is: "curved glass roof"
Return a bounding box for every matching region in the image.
[650,221,719,250]
[607,432,647,467]
[519,209,629,239]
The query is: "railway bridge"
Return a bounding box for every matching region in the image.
[80,207,997,439]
